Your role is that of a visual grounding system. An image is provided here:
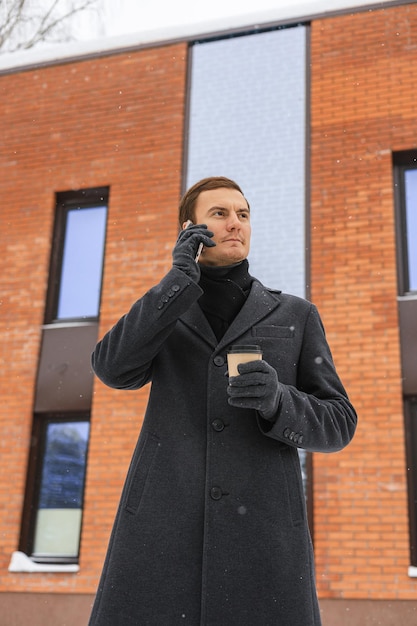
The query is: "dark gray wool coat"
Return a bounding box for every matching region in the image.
[89,266,357,626]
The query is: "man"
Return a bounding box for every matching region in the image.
[89,176,357,626]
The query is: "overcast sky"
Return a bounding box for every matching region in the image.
[81,0,395,42]
[94,0,295,38]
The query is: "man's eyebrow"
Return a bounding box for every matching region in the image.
[207,205,250,212]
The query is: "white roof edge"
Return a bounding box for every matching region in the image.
[0,0,403,73]
[0,20,221,73]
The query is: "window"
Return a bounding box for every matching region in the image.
[21,416,89,563]
[19,187,108,565]
[404,398,417,566]
[393,151,417,295]
[186,26,307,296]
[393,153,417,569]
[45,187,109,322]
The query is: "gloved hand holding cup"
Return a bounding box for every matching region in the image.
[227,345,281,420]
[227,345,262,377]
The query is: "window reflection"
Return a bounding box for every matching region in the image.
[33,421,89,558]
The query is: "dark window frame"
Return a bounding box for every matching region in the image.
[404,397,417,567]
[20,186,109,564]
[19,412,90,565]
[394,152,417,566]
[393,150,417,296]
[44,186,109,324]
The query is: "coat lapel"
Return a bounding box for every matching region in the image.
[217,280,281,351]
[180,302,218,349]
[180,279,281,352]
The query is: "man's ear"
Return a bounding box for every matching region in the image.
[182,219,193,230]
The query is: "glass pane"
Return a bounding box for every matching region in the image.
[57,206,107,319]
[408,399,417,566]
[188,27,306,296]
[405,169,417,291]
[33,421,89,557]
[298,449,308,500]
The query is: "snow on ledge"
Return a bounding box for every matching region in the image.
[408,566,417,578]
[8,551,79,573]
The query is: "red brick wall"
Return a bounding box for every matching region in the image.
[0,42,188,593]
[1,1,417,608]
[310,4,417,599]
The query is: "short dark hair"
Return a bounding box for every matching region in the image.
[178,176,247,228]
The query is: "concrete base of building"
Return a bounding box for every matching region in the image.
[1,593,417,625]
[2,592,94,625]
[320,598,417,625]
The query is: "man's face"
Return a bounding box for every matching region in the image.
[185,187,251,267]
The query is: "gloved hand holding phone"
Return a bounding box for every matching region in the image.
[172,222,215,281]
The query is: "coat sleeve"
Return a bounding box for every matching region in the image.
[258,303,357,453]
[92,268,203,390]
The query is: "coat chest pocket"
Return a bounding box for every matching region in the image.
[252,325,295,339]
[125,432,160,515]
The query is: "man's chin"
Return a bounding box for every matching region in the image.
[201,255,247,267]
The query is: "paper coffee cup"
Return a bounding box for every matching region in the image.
[227,345,262,377]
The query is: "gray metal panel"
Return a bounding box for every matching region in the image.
[34,323,98,412]
[398,297,417,396]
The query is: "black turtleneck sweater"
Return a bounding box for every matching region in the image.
[198,259,254,341]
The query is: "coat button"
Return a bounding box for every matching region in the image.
[210,486,223,500]
[283,427,291,438]
[212,419,225,432]
[213,356,225,366]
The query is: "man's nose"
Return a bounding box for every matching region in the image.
[226,212,240,229]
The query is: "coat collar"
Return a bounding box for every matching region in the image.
[180,279,281,352]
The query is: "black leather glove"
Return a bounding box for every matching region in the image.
[172,223,215,281]
[227,360,281,420]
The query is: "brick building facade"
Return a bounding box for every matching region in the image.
[1,2,417,624]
